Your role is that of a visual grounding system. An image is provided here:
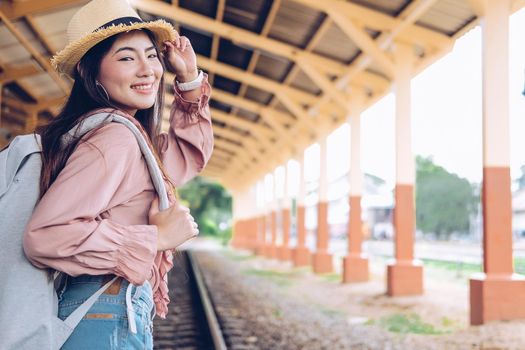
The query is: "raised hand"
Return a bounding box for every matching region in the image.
[162,35,198,82]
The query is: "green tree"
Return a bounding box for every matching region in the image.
[177,177,232,240]
[415,156,478,239]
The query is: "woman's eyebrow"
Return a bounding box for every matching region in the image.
[113,46,135,55]
[113,46,156,55]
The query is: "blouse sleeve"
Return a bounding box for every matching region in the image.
[149,74,214,318]
[157,73,214,186]
[23,123,158,285]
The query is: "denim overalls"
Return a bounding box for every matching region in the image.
[58,274,154,349]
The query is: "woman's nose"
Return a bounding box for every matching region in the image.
[137,59,155,77]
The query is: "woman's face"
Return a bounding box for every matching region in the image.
[98,30,163,116]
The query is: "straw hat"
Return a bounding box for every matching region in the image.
[51,0,177,78]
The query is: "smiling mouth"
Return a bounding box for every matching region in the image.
[131,83,154,90]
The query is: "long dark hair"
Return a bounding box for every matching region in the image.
[39,29,167,198]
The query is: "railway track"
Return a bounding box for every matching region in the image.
[153,250,227,350]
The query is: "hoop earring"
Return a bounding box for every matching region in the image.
[95,80,110,101]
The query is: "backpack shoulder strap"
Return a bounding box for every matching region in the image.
[63,112,170,211]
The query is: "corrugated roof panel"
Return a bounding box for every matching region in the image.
[274,101,291,114]
[223,0,273,33]
[213,74,241,94]
[268,0,325,48]
[349,0,410,16]
[253,53,291,82]
[0,22,49,64]
[210,99,233,113]
[311,21,361,63]
[179,27,212,57]
[32,5,80,39]
[46,32,68,54]
[236,108,260,123]
[218,38,252,69]
[416,0,476,36]
[179,0,216,18]
[244,85,273,105]
[290,69,322,95]
[19,73,62,99]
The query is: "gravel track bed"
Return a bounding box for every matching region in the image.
[193,248,525,350]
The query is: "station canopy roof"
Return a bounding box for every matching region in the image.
[1,0,523,189]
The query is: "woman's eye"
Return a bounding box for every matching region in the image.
[118,57,133,61]
[148,53,158,59]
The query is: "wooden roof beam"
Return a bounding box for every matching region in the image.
[275,93,319,133]
[513,0,525,12]
[214,138,242,154]
[209,153,230,165]
[208,0,225,86]
[185,57,346,121]
[293,0,452,49]
[326,9,395,79]
[210,89,295,125]
[25,14,58,56]
[210,109,276,152]
[212,147,234,158]
[209,108,276,141]
[0,64,40,83]
[3,95,64,113]
[0,0,86,20]
[296,57,349,109]
[0,9,70,94]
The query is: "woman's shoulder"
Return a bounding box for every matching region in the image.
[79,109,141,149]
[75,125,141,165]
[82,123,138,150]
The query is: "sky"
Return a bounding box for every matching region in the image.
[354,7,525,187]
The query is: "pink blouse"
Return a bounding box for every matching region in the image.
[23,76,213,318]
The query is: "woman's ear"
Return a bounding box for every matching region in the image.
[76,62,84,79]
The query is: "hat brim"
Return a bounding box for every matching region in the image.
[51,19,177,79]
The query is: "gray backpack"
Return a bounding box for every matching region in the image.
[0,112,169,349]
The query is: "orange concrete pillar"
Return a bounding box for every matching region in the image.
[470,0,525,325]
[231,219,242,249]
[293,154,311,267]
[343,103,369,283]
[255,181,266,256]
[231,190,245,249]
[343,196,368,282]
[255,214,266,256]
[263,211,274,258]
[231,186,260,250]
[268,210,278,258]
[278,164,292,261]
[294,205,311,266]
[387,42,423,296]
[279,208,292,260]
[313,138,333,274]
[247,217,257,252]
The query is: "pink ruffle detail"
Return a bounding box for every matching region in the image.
[152,250,173,318]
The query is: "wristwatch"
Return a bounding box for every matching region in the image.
[176,70,204,91]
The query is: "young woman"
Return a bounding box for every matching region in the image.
[22,0,213,348]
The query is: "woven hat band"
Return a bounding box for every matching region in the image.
[96,17,144,32]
